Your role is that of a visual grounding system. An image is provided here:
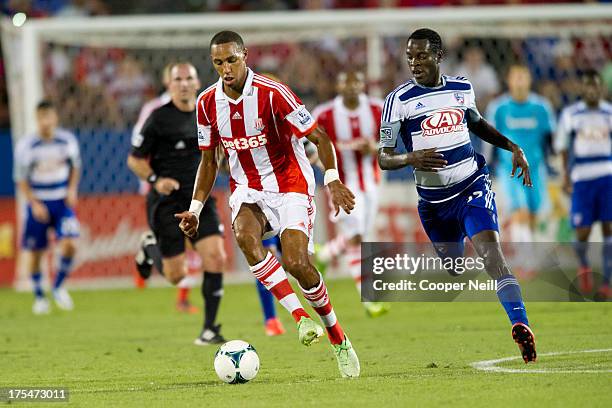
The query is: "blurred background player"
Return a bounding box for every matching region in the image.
[555,69,611,300]
[13,100,81,314]
[487,65,556,243]
[176,31,360,378]
[378,29,536,363]
[127,62,227,345]
[312,70,389,317]
[131,62,200,313]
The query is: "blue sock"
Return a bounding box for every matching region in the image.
[573,240,589,268]
[496,274,529,326]
[31,271,44,299]
[603,237,612,285]
[53,256,73,290]
[255,279,276,322]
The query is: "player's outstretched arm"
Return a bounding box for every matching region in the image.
[175,149,218,238]
[307,126,355,216]
[468,115,532,187]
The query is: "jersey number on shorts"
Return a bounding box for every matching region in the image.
[466,191,483,203]
[222,134,268,151]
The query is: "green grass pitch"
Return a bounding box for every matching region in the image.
[1,279,611,407]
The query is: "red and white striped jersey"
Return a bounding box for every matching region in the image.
[313,94,383,192]
[197,69,317,195]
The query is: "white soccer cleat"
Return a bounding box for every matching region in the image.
[53,288,74,311]
[32,298,50,315]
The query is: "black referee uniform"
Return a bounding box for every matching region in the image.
[131,100,222,257]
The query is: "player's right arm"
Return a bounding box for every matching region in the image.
[127,114,179,195]
[176,93,220,238]
[554,107,572,194]
[13,139,49,222]
[377,92,446,171]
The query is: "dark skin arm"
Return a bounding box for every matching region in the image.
[378,147,447,171]
[306,126,355,215]
[468,117,532,187]
[175,149,218,238]
[560,150,572,194]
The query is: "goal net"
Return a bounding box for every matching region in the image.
[2,5,611,288]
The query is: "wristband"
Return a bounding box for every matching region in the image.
[189,200,204,219]
[147,173,158,184]
[323,169,340,186]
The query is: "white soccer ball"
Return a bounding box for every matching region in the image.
[214,340,260,384]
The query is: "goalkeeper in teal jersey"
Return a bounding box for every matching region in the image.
[487,65,556,241]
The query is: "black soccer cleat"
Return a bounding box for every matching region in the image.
[512,322,537,363]
[194,324,226,346]
[135,231,156,280]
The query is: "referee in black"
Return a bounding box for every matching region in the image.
[127,62,226,345]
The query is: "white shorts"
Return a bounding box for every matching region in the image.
[330,187,379,240]
[229,186,316,254]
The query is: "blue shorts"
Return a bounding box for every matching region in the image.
[418,174,499,255]
[500,164,547,213]
[571,175,612,228]
[262,235,281,254]
[22,199,80,250]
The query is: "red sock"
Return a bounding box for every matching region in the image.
[301,276,345,345]
[250,252,309,323]
[177,287,189,303]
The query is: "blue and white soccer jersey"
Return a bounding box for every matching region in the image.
[555,101,612,228]
[487,93,556,213]
[13,129,81,250]
[380,76,499,248]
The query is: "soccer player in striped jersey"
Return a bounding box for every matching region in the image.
[312,70,389,317]
[378,28,536,363]
[176,30,360,378]
[555,69,611,300]
[13,100,81,314]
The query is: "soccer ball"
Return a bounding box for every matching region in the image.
[214,340,259,384]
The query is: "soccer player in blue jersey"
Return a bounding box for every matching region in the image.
[13,101,81,315]
[487,65,556,242]
[378,29,536,363]
[555,69,611,300]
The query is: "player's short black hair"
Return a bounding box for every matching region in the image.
[210,31,244,51]
[408,28,443,54]
[36,100,55,111]
[581,68,601,81]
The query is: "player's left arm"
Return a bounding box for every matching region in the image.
[307,127,355,215]
[467,109,532,187]
[66,134,82,208]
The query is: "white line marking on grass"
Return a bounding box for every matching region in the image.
[471,348,612,373]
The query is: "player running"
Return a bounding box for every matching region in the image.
[176,31,360,378]
[14,100,80,314]
[487,65,556,242]
[312,70,389,317]
[127,62,227,345]
[378,29,536,363]
[555,69,611,300]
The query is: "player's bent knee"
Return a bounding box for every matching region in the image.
[234,229,260,252]
[282,254,312,277]
[60,240,77,258]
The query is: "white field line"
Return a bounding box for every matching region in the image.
[471,348,612,373]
